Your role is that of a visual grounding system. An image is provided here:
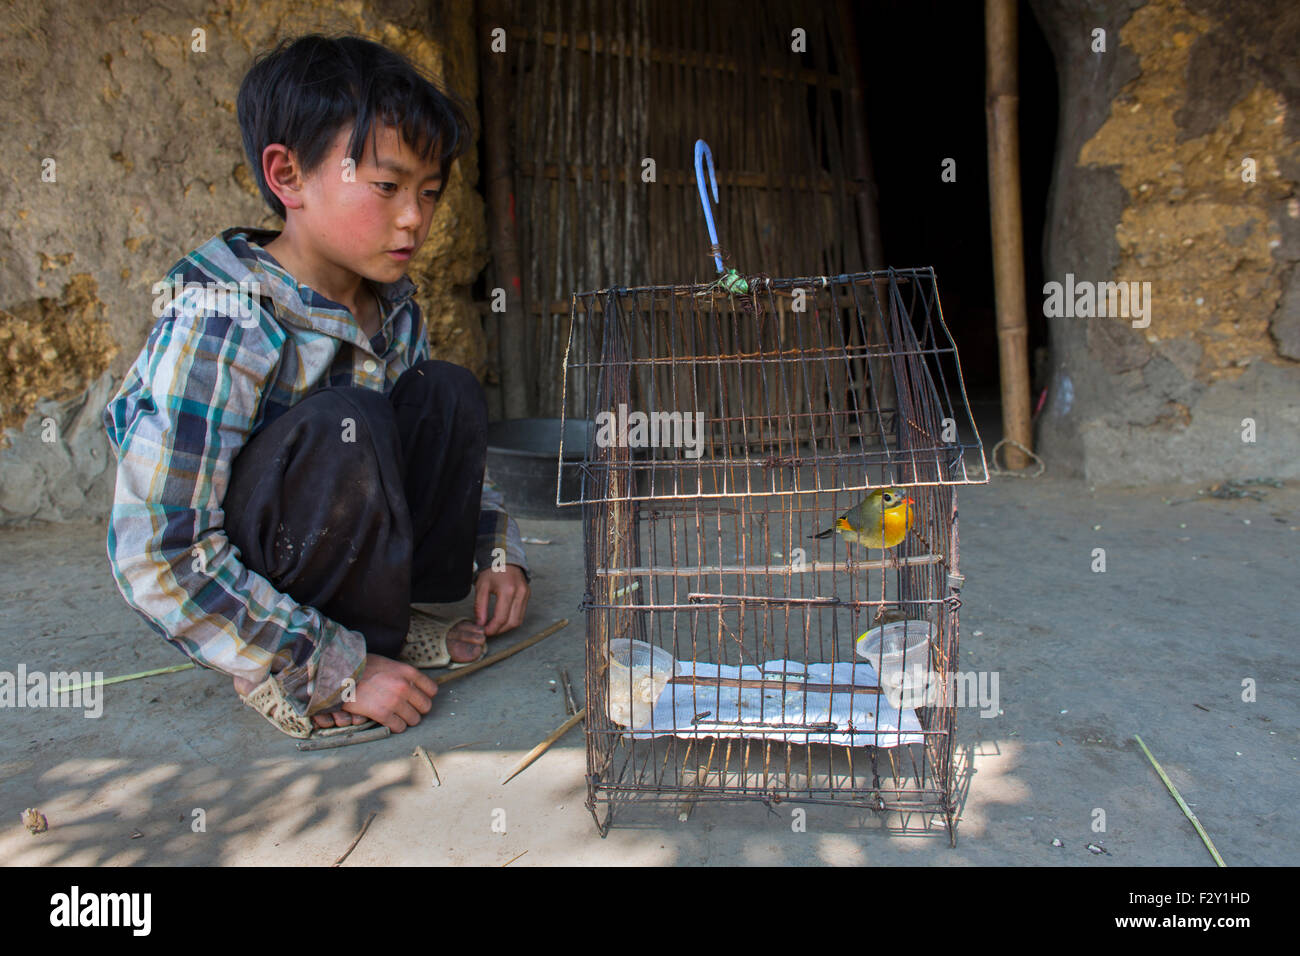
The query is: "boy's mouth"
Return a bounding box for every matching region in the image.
[386,246,414,261]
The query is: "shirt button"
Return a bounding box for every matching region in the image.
[362,359,378,374]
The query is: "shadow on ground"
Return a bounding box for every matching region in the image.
[2,474,1296,865]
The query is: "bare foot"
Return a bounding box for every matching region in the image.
[446,619,487,662]
[233,675,367,730]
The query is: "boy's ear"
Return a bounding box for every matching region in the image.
[262,144,306,212]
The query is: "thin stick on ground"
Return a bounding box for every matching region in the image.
[413,745,441,787]
[434,618,569,686]
[331,811,377,867]
[500,708,586,785]
[57,663,195,694]
[502,849,528,867]
[297,725,391,751]
[1133,734,1225,867]
[560,667,579,716]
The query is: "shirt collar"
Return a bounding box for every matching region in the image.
[222,227,418,342]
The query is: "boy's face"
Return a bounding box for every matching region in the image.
[290,121,444,283]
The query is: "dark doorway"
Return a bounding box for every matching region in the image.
[855,0,1058,436]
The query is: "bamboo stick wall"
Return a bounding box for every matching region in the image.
[501,0,870,417]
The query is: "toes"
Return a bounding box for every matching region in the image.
[449,637,485,661]
[451,619,486,639]
[447,620,486,662]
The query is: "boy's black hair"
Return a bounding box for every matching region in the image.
[236,34,472,220]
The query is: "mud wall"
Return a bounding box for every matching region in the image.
[0,0,487,523]
[1030,0,1300,483]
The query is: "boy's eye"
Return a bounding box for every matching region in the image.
[375,182,442,199]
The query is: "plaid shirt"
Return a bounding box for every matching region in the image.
[103,226,527,717]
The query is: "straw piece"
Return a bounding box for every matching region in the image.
[331,811,377,867]
[1133,734,1225,867]
[434,618,569,686]
[500,708,586,785]
[413,745,441,787]
[502,850,528,867]
[560,668,579,716]
[56,662,195,694]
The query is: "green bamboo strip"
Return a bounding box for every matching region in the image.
[1133,734,1225,867]
[55,662,195,695]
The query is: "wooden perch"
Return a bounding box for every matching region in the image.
[595,555,943,577]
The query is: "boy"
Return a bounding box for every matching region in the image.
[103,34,531,739]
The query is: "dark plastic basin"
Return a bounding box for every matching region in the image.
[486,418,590,520]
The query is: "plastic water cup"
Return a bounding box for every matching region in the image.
[607,639,677,728]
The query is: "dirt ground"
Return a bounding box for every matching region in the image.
[1,473,1296,866]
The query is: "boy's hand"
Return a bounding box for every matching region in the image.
[474,564,530,637]
[341,654,438,733]
[235,657,436,733]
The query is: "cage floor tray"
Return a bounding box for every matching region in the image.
[622,659,925,748]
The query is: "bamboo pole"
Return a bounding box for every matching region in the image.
[984,0,1033,469]
[479,0,530,419]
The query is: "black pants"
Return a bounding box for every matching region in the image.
[223,360,488,659]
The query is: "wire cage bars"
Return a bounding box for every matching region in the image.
[559,267,986,844]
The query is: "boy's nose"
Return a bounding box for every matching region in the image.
[394,194,423,229]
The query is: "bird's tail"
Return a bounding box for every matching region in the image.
[810,527,834,539]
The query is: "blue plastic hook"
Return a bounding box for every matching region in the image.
[694,139,725,275]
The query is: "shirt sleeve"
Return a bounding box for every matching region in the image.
[475,473,531,580]
[104,303,365,717]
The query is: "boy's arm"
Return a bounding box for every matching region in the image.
[105,306,365,717]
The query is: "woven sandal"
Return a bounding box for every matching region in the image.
[399,609,487,669]
[240,674,379,740]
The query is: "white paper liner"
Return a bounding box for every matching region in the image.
[623,658,925,748]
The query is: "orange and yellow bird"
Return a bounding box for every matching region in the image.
[811,488,914,550]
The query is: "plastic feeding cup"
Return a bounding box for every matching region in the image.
[607,639,677,729]
[855,620,938,709]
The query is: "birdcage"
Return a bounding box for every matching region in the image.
[557,263,987,845]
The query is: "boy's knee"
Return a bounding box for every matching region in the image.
[403,360,487,423]
[289,387,399,448]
